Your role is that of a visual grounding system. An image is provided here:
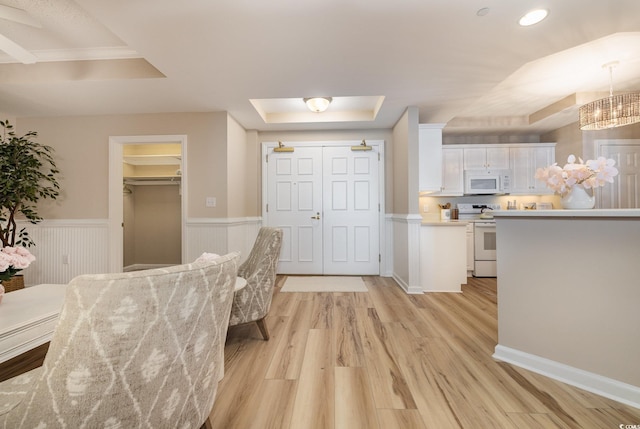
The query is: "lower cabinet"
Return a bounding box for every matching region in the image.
[420,224,467,292]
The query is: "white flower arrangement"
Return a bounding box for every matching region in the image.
[535,154,619,196]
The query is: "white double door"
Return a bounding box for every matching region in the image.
[264,142,380,275]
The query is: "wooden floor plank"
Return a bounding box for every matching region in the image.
[333,295,366,367]
[265,299,314,380]
[376,409,427,429]
[356,307,418,410]
[334,366,380,429]
[289,329,335,429]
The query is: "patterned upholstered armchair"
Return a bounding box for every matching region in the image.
[229,227,282,340]
[0,252,240,429]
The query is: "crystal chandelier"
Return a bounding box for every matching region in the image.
[579,62,640,130]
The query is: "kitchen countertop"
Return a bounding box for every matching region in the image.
[421,219,471,226]
[493,209,640,218]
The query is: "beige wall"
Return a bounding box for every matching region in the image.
[245,130,261,217]
[128,185,181,265]
[392,110,410,214]
[581,121,640,159]
[227,115,248,218]
[542,120,640,162]
[541,122,581,166]
[16,112,237,220]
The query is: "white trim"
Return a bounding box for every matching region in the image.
[109,135,188,273]
[392,274,423,294]
[493,345,640,409]
[17,219,108,227]
[187,217,261,225]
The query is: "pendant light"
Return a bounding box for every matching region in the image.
[579,61,640,130]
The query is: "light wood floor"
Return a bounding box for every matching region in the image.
[210,275,640,429]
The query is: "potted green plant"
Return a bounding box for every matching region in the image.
[0,120,60,292]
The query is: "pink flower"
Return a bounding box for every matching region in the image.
[536,155,619,196]
[0,246,35,273]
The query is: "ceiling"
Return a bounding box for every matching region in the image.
[1,0,640,137]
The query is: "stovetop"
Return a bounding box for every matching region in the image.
[457,203,502,221]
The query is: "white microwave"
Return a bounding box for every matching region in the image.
[464,171,511,195]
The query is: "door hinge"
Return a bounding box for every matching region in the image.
[379,254,381,262]
[266,154,268,163]
[378,203,380,212]
[378,153,380,161]
[266,203,268,213]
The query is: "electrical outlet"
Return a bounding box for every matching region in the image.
[423,204,429,212]
[206,197,216,207]
[62,254,70,265]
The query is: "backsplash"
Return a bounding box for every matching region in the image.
[420,194,561,221]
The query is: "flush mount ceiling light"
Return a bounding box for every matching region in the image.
[579,61,640,131]
[303,97,332,113]
[518,9,548,26]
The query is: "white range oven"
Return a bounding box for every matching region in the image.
[457,203,500,278]
[473,220,497,277]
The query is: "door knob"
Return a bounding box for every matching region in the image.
[311,212,321,220]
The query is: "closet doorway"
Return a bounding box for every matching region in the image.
[108,135,188,273]
[123,144,182,270]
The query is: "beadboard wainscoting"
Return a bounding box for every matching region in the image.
[390,214,422,294]
[15,219,110,287]
[15,218,262,286]
[185,217,262,263]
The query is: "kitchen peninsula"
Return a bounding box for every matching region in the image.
[492,209,640,408]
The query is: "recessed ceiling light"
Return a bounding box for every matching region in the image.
[519,9,548,26]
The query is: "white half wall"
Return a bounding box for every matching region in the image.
[17,218,262,286]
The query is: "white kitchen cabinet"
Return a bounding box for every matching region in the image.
[466,222,474,273]
[509,144,555,194]
[420,223,467,292]
[436,147,464,196]
[463,147,510,172]
[418,124,444,192]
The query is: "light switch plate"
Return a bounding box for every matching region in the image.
[206,197,216,207]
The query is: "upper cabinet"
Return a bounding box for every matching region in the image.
[418,124,444,192]
[509,144,555,195]
[428,143,556,196]
[436,147,464,196]
[463,147,510,172]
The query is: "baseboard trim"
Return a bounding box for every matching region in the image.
[392,273,423,294]
[493,345,640,409]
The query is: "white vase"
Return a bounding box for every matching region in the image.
[561,185,595,209]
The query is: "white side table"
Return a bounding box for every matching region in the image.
[0,284,67,364]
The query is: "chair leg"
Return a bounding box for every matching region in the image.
[256,317,270,340]
[201,416,213,429]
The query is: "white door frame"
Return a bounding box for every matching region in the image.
[594,139,640,208]
[108,135,188,273]
[261,140,385,275]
